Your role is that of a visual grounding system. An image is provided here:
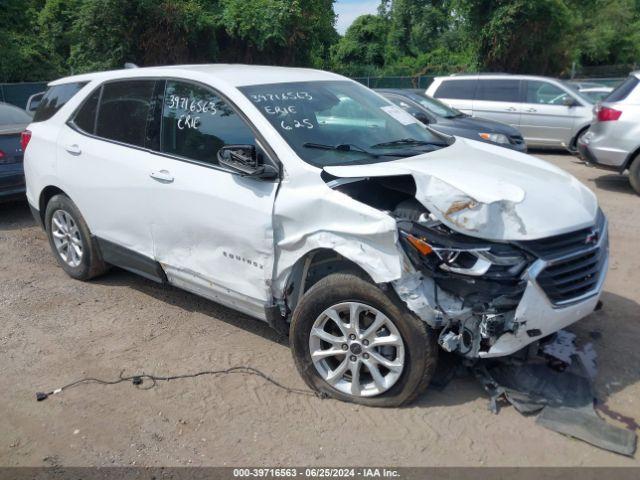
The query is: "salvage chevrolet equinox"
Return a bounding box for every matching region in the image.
[23,65,609,406]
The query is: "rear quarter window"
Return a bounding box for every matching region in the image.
[433,79,477,100]
[33,82,88,122]
[605,76,639,103]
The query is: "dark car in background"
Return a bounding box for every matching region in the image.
[376,89,527,152]
[0,102,31,201]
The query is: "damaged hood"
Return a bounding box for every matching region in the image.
[324,138,598,241]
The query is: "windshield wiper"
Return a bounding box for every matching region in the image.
[302,142,412,158]
[370,138,445,149]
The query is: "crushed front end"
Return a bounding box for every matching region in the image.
[393,209,609,358]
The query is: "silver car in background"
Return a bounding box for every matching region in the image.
[426,74,593,151]
[577,71,640,194]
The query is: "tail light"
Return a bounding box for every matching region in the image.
[597,106,622,122]
[20,130,32,151]
[0,150,5,159]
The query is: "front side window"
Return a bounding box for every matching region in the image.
[95,80,156,147]
[525,81,572,105]
[32,82,88,122]
[240,81,447,167]
[161,81,255,165]
[410,92,462,118]
[475,79,521,102]
[386,95,423,117]
[433,80,477,100]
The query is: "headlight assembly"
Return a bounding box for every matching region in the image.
[479,133,510,144]
[402,229,528,279]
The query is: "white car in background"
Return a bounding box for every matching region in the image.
[427,74,594,151]
[578,71,640,194]
[23,65,608,406]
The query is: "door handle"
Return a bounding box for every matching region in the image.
[65,144,82,156]
[150,169,174,183]
[525,108,537,113]
[506,107,517,112]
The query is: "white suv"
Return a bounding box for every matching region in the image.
[24,65,608,406]
[577,71,640,194]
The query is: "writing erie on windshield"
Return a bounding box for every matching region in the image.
[240,81,446,166]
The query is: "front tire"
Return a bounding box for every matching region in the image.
[44,194,108,280]
[290,273,437,406]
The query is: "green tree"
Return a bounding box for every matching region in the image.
[0,0,54,82]
[330,14,389,74]
[458,0,574,74]
[218,0,337,67]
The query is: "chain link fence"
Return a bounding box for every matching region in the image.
[0,82,48,109]
[351,75,436,90]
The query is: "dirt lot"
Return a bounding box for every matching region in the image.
[1,153,638,467]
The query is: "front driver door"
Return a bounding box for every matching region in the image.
[147,79,279,319]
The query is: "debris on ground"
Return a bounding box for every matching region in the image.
[473,330,637,456]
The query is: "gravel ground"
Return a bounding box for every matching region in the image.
[0,153,638,467]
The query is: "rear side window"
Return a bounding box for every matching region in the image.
[160,80,255,165]
[605,76,639,103]
[72,87,101,134]
[433,80,477,100]
[95,80,156,147]
[475,79,521,102]
[33,82,88,122]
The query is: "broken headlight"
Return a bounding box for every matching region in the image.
[399,223,529,279]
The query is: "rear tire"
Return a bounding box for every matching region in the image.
[629,155,640,195]
[290,273,438,407]
[44,194,108,280]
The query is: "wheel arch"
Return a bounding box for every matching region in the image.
[570,124,590,151]
[621,145,640,173]
[282,248,376,316]
[39,185,68,228]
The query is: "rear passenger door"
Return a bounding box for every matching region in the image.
[59,79,159,272]
[520,80,580,147]
[146,79,279,318]
[471,79,523,127]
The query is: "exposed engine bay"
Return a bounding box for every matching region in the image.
[324,171,607,359]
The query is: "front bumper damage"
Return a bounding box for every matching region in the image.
[392,213,609,359]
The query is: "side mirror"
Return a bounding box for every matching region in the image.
[217,145,278,180]
[563,96,578,107]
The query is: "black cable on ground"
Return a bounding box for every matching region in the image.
[35,366,327,402]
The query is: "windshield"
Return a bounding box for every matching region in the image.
[239,81,448,167]
[409,91,462,118]
[560,81,592,104]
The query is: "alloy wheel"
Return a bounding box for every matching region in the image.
[309,302,405,397]
[51,209,84,268]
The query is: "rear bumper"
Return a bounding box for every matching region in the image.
[577,132,630,171]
